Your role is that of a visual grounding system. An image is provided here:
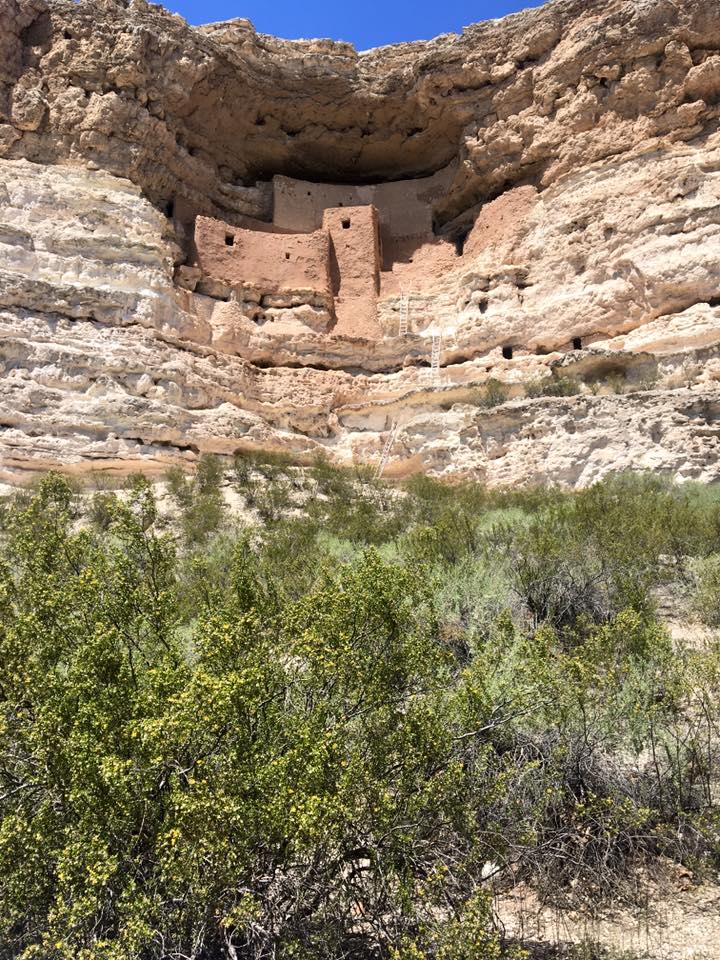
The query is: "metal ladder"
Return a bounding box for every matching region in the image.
[398,292,409,336]
[429,327,443,385]
[375,421,399,480]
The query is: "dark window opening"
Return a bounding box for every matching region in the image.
[285,252,290,260]
[341,218,351,229]
[63,29,72,40]
[307,191,311,196]
[338,202,343,207]
[709,296,720,308]
[255,115,265,126]
[572,337,582,350]
[502,346,514,360]
[225,234,234,246]
[165,200,174,219]
[479,300,488,315]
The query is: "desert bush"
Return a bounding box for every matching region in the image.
[498,473,714,632]
[165,454,225,544]
[661,363,703,392]
[433,554,513,638]
[690,554,720,626]
[308,451,355,499]
[525,375,583,399]
[636,366,660,391]
[402,508,484,568]
[607,372,627,394]
[3,470,720,959]
[471,377,509,408]
[254,476,294,523]
[0,483,519,959]
[232,450,254,486]
[405,475,488,528]
[88,489,118,531]
[233,448,295,485]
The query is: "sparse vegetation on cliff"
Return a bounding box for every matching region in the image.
[1,467,720,960]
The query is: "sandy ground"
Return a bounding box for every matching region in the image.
[496,879,720,959]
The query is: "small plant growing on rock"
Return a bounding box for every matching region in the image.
[485,377,509,406]
[526,375,583,399]
[607,371,627,394]
[472,377,509,408]
[662,362,702,391]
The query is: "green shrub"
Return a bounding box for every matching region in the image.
[196,452,224,494]
[254,476,293,523]
[3,470,720,958]
[526,375,583,398]
[691,554,720,626]
[164,455,226,544]
[309,451,354,498]
[607,371,627,394]
[468,378,509,408]
[88,490,118,531]
[232,447,294,484]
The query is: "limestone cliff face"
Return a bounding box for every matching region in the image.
[1,0,719,486]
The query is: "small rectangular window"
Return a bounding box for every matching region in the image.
[341,218,351,229]
[225,234,234,246]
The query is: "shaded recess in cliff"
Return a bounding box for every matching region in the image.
[3,0,718,231]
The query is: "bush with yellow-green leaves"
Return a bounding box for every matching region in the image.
[1,471,720,960]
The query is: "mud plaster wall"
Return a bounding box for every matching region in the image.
[193,216,332,299]
[381,237,461,295]
[323,205,382,339]
[272,165,455,246]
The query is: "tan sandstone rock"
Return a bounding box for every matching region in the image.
[0,0,719,486]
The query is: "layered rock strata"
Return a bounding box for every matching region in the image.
[1,0,720,486]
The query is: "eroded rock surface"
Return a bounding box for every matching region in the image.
[1,0,719,486]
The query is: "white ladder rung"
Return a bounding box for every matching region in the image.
[399,293,409,337]
[375,421,399,479]
[429,328,442,385]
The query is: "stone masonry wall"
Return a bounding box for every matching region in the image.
[272,166,454,247]
[193,215,333,303]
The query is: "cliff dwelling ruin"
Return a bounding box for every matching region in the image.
[185,166,461,340]
[2,0,720,487]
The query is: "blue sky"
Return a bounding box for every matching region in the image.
[163,0,547,50]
